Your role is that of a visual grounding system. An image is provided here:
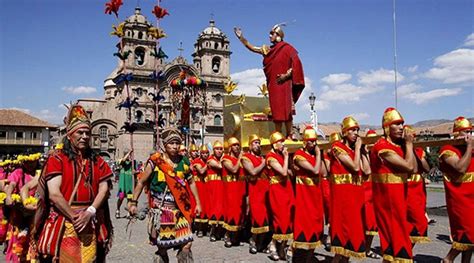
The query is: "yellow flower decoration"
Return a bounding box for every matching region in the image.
[23,196,38,206]
[0,192,6,204]
[11,194,21,203]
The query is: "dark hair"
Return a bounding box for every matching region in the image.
[62,136,97,161]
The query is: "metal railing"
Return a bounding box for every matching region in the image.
[0,139,43,146]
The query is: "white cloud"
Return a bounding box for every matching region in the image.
[397,83,422,97]
[62,86,97,95]
[230,68,266,96]
[358,68,405,86]
[424,49,474,84]
[463,33,474,47]
[351,112,370,121]
[319,83,382,103]
[407,65,418,73]
[321,73,352,86]
[403,88,462,105]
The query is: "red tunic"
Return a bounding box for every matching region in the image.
[263,41,305,121]
[191,157,208,223]
[39,151,113,258]
[329,141,366,258]
[266,151,294,241]
[206,155,225,225]
[293,149,324,250]
[362,172,378,236]
[406,147,429,243]
[371,138,413,262]
[221,154,247,231]
[439,145,474,251]
[321,152,331,225]
[242,152,270,234]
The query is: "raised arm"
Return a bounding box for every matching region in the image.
[222,154,242,174]
[441,135,473,174]
[193,163,207,175]
[242,157,265,178]
[234,27,268,55]
[380,134,416,173]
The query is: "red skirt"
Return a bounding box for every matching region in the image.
[194,180,208,223]
[407,177,429,243]
[330,183,366,258]
[269,178,294,241]
[206,179,225,225]
[363,180,378,235]
[248,178,270,234]
[293,176,324,250]
[320,178,331,225]
[444,180,474,251]
[373,182,413,261]
[223,180,247,231]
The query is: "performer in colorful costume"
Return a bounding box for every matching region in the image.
[115,149,134,218]
[439,117,473,263]
[361,129,380,259]
[234,24,305,139]
[266,131,294,260]
[128,127,202,263]
[35,104,114,263]
[4,154,39,262]
[191,144,208,238]
[221,137,246,247]
[329,116,366,261]
[241,134,271,254]
[404,125,431,245]
[292,126,323,262]
[206,141,225,241]
[370,107,416,262]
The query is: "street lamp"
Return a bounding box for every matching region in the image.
[308,92,318,132]
[309,92,316,111]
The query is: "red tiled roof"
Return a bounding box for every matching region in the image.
[0,109,57,128]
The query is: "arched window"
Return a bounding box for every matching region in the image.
[212,56,221,73]
[135,87,143,97]
[99,126,108,141]
[134,47,146,66]
[214,42,218,49]
[214,115,222,126]
[138,31,143,39]
[136,110,144,123]
[214,93,222,103]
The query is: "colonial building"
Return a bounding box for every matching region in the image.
[0,109,57,156]
[78,7,230,161]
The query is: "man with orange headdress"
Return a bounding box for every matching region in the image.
[439,117,473,263]
[206,140,226,241]
[35,104,113,263]
[234,24,305,139]
[371,107,415,262]
[221,137,246,248]
[191,145,209,238]
[241,134,271,254]
[266,131,294,261]
[292,126,323,262]
[330,116,366,261]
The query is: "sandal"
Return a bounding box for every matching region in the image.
[366,250,381,259]
[224,240,233,248]
[249,245,257,254]
[115,210,120,219]
[268,251,280,261]
[210,235,217,242]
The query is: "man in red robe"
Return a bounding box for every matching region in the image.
[241,134,271,254]
[292,126,323,262]
[439,117,473,263]
[221,137,246,248]
[206,141,226,241]
[371,107,416,262]
[234,24,305,139]
[191,145,209,237]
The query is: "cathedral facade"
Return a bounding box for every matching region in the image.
[78,7,230,161]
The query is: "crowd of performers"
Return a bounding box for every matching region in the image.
[0,105,472,263]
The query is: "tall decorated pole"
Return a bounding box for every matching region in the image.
[150,2,169,151]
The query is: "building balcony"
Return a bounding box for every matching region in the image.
[0,139,43,146]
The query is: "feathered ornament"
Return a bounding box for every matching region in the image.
[147,27,167,39]
[258,83,268,96]
[110,22,125,37]
[152,5,170,19]
[104,0,123,18]
[150,47,168,59]
[116,97,139,110]
[113,50,131,60]
[121,122,138,133]
[148,92,165,102]
[223,77,238,94]
[113,73,134,85]
[149,70,164,81]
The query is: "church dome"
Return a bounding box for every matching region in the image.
[126,7,147,24]
[201,20,224,37]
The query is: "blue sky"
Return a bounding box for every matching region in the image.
[1,0,473,126]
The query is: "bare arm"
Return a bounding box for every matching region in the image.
[268,150,289,177]
[294,149,321,177]
[20,174,39,201]
[193,163,207,175]
[242,158,265,177]
[360,152,371,175]
[222,155,242,174]
[208,159,222,170]
[234,27,266,55]
[442,136,472,174]
[47,176,75,221]
[188,178,202,214]
[4,181,15,205]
